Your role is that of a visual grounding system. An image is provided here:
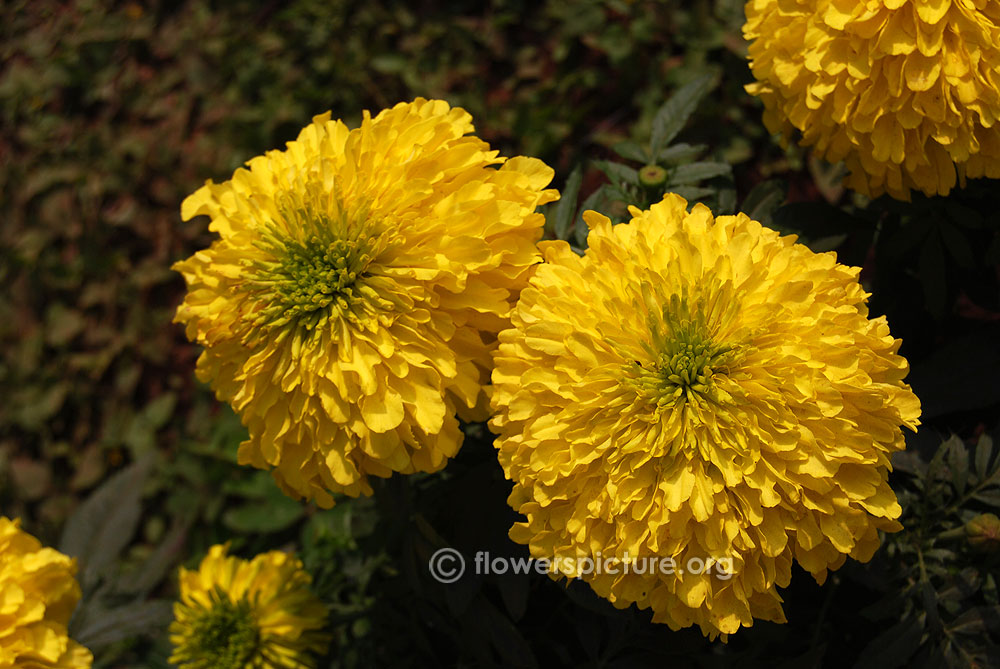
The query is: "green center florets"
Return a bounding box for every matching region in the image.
[186,596,258,669]
[274,235,373,314]
[632,294,740,409]
[245,192,388,333]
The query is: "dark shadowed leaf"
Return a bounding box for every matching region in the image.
[650,74,714,155]
[612,141,649,164]
[741,179,786,226]
[74,600,174,649]
[115,520,189,598]
[595,161,639,187]
[222,489,304,534]
[59,454,154,591]
[976,435,995,482]
[553,165,583,241]
[854,614,925,669]
[947,436,969,497]
[657,142,706,165]
[668,161,731,186]
[669,186,715,202]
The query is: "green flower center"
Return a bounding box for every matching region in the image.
[631,293,741,410]
[243,188,393,334]
[260,233,377,325]
[185,595,258,669]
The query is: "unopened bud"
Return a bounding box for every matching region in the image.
[639,165,667,188]
[966,513,1000,551]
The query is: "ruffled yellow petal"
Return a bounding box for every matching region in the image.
[174,98,557,506]
[745,0,1000,199]
[169,545,329,669]
[490,194,920,639]
[0,517,93,669]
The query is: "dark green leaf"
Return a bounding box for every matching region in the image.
[716,187,737,215]
[985,573,999,606]
[603,184,638,205]
[892,451,927,478]
[115,520,189,598]
[485,600,538,668]
[805,234,849,253]
[669,186,715,202]
[667,161,731,186]
[222,492,304,534]
[143,392,176,430]
[807,156,846,203]
[947,436,969,496]
[854,614,925,669]
[650,74,714,155]
[612,141,649,163]
[741,179,787,225]
[74,600,173,649]
[657,142,706,164]
[976,434,995,482]
[938,222,975,269]
[595,161,640,187]
[59,454,154,591]
[922,581,941,634]
[553,165,583,241]
[496,569,530,621]
[925,438,951,489]
[947,606,1000,636]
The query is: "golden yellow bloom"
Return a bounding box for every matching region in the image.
[169,545,329,669]
[174,98,557,506]
[745,0,1000,200]
[0,517,93,668]
[491,194,921,638]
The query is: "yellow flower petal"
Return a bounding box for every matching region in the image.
[169,545,329,668]
[491,195,920,638]
[0,517,92,669]
[746,0,1000,199]
[174,99,556,506]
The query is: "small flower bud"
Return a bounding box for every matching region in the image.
[966,513,1000,551]
[639,164,667,188]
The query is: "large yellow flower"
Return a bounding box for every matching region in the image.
[175,98,557,506]
[745,0,1000,200]
[169,545,329,669]
[0,517,92,668]
[490,194,921,638]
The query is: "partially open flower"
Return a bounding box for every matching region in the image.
[169,545,329,669]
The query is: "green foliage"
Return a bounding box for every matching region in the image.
[544,74,737,248]
[59,456,176,664]
[857,434,1000,668]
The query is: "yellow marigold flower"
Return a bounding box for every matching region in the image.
[169,545,329,669]
[174,98,557,506]
[744,0,1000,200]
[0,517,93,668]
[490,194,921,638]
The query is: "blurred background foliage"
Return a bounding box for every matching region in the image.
[1,0,999,667]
